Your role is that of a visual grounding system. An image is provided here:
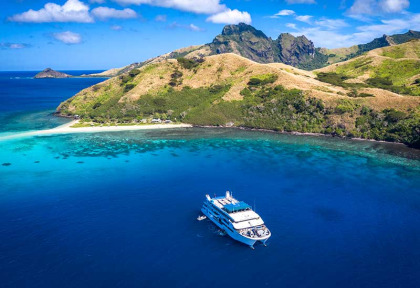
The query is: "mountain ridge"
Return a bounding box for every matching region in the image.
[90,24,420,77]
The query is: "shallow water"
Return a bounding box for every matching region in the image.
[1,128,419,288]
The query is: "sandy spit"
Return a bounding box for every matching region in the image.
[0,121,192,141]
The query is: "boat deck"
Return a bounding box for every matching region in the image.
[213,196,239,208]
[239,225,270,239]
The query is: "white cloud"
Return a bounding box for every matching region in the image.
[91,7,137,19]
[354,15,420,39]
[348,0,377,16]
[286,23,297,29]
[380,0,409,13]
[53,31,82,44]
[348,0,410,18]
[206,9,251,24]
[315,18,348,29]
[0,43,30,49]
[8,0,93,23]
[111,25,123,30]
[276,10,296,16]
[292,13,420,48]
[112,0,226,14]
[295,15,312,23]
[188,24,203,32]
[155,14,167,22]
[286,0,316,3]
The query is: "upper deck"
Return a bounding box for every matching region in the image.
[208,192,263,227]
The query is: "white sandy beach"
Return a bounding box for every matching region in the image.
[0,120,192,141]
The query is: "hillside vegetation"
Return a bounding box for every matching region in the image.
[58,50,420,147]
[322,30,420,65]
[316,40,420,96]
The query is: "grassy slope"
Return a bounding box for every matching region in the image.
[321,46,360,64]
[58,53,420,147]
[320,31,420,66]
[317,40,420,96]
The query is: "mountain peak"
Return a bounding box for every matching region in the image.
[278,33,311,43]
[278,33,294,39]
[210,24,320,68]
[221,23,267,38]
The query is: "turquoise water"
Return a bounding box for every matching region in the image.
[0,72,419,287]
[1,129,419,287]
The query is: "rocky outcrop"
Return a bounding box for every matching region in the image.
[34,68,71,79]
[209,23,276,63]
[208,23,326,69]
[276,33,315,66]
[389,30,420,45]
[207,24,420,70]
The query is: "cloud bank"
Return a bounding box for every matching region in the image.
[91,7,137,19]
[112,0,226,14]
[9,0,251,25]
[9,0,93,23]
[348,0,410,18]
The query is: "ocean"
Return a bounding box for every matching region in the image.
[0,71,106,133]
[0,72,419,288]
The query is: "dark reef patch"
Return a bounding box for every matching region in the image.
[313,206,344,222]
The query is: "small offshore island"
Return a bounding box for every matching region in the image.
[56,24,420,148]
[34,68,72,79]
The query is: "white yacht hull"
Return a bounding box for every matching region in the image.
[202,208,267,247]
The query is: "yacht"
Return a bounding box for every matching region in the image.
[201,191,270,248]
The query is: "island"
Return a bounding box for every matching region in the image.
[34,68,72,79]
[56,24,420,148]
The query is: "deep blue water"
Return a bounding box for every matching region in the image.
[0,71,106,132]
[0,72,419,288]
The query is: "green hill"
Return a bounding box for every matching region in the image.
[316,40,420,96]
[322,30,420,65]
[57,52,420,147]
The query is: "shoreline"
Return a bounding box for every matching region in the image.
[193,125,408,147]
[0,120,411,149]
[0,120,192,141]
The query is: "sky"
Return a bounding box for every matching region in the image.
[1,0,420,70]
